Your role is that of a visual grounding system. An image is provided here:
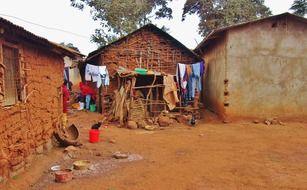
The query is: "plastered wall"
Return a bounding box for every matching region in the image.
[202,34,227,118]
[226,17,307,119]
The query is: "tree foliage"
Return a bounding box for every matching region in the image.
[182,0,271,36]
[70,0,173,46]
[60,42,80,53]
[290,0,307,16]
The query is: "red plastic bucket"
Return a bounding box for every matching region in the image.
[89,129,100,143]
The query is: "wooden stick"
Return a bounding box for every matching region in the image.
[132,84,164,89]
[0,63,5,68]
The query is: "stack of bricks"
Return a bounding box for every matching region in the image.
[0,45,63,183]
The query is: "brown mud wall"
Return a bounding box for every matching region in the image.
[93,28,200,111]
[0,42,63,182]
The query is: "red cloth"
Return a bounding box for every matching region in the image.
[63,84,70,113]
[79,82,96,100]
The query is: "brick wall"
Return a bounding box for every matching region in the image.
[0,42,63,182]
[99,28,198,76]
[88,28,200,111]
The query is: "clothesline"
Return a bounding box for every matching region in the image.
[85,63,110,88]
[163,61,205,110]
[176,61,205,102]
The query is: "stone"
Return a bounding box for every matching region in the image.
[64,146,78,153]
[36,145,44,154]
[9,166,24,178]
[176,115,188,124]
[113,152,128,159]
[95,152,102,157]
[108,139,116,144]
[146,118,154,125]
[127,120,138,129]
[264,120,271,126]
[64,146,79,159]
[43,139,53,152]
[253,119,260,124]
[137,120,147,129]
[158,115,171,127]
[11,161,25,171]
[223,119,230,124]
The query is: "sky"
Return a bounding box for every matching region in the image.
[0,0,295,55]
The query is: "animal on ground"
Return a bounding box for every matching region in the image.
[91,122,102,129]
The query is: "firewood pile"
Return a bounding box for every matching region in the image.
[129,98,147,121]
[107,80,131,126]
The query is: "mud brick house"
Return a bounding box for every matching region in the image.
[194,13,307,121]
[0,17,81,181]
[85,24,202,112]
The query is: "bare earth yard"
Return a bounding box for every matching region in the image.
[2,111,307,190]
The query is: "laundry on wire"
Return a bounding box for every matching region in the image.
[85,63,110,88]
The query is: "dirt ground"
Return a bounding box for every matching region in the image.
[2,110,307,190]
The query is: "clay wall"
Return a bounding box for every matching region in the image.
[0,40,63,181]
[89,27,200,112]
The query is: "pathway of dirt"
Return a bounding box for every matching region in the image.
[2,111,307,190]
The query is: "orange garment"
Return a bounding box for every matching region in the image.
[186,64,192,77]
[163,75,179,110]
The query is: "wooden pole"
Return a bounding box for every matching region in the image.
[98,86,102,113]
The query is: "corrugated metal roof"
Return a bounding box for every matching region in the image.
[0,17,84,58]
[194,12,307,52]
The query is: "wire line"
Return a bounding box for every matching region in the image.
[0,13,89,39]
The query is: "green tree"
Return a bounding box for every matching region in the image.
[290,0,307,16]
[182,0,271,36]
[70,0,173,46]
[60,42,80,53]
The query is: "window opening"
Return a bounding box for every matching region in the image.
[3,45,21,106]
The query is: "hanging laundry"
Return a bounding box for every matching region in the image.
[200,61,205,75]
[99,66,110,86]
[186,64,193,100]
[85,64,100,82]
[176,63,188,90]
[85,64,110,88]
[191,61,203,98]
[186,64,193,77]
[163,75,179,110]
